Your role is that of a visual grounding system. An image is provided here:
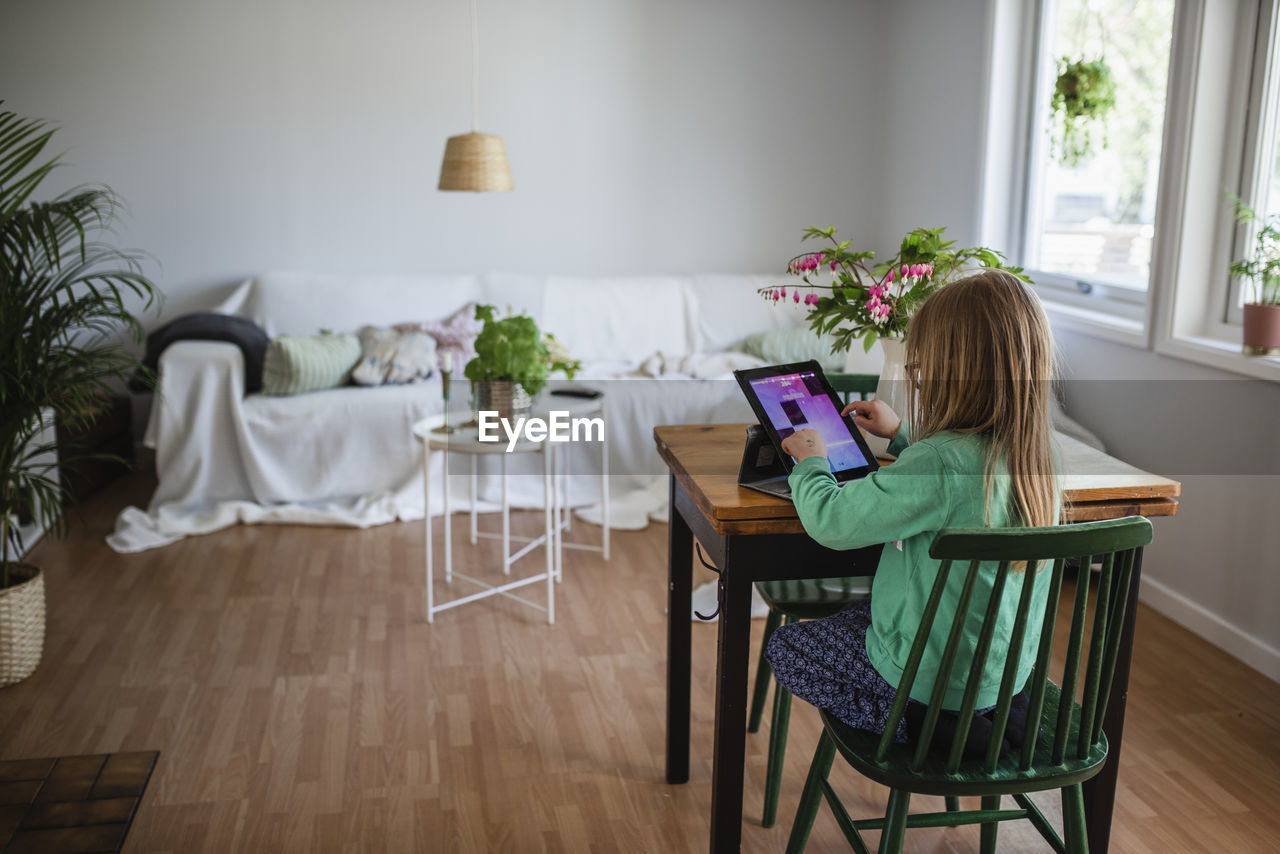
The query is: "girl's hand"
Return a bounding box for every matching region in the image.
[842,399,902,439]
[780,429,827,463]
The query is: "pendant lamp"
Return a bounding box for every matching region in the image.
[438,0,513,192]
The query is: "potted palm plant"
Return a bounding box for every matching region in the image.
[1,105,161,686]
[464,304,579,419]
[1229,197,1280,356]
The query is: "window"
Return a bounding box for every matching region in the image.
[989,0,1280,376]
[1228,0,1280,322]
[1022,0,1178,310]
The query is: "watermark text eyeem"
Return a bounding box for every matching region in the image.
[476,410,605,452]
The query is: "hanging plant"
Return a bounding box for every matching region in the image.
[1050,57,1117,167]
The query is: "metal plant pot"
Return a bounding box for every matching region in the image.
[474,380,532,421]
[0,563,45,687]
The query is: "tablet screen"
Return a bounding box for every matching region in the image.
[741,365,875,478]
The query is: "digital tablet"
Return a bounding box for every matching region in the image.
[734,360,880,484]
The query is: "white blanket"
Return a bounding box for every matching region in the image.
[108,343,759,552]
[634,350,767,379]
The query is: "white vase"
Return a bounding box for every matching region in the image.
[874,337,909,419]
[856,337,907,459]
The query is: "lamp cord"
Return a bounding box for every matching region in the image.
[470,0,480,132]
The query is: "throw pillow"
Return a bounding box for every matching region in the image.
[738,327,843,372]
[352,326,437,386]
[398,301,482,371]
[131,312,270,393]
[384,330,437,384]
[261,331,361,395]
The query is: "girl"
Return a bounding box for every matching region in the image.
[768,269,1060,744]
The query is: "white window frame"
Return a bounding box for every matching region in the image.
[1225,0,1280,325]
[980,0,1280,380]
[1019,0,1168,323]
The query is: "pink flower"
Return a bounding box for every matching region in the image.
[901,264,909,278]
[780,286,787,298]
[830,260,838,271]
[793,290,800,303]
[886,268,895,283]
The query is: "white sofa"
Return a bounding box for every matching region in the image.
[109,271,817,552]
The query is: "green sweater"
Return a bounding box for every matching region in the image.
[788,425,1055,710]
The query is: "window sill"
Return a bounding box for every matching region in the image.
[1039,299,1148,349]
[1154,334,1280,382]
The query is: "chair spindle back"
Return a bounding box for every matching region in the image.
[871,516,1153,776]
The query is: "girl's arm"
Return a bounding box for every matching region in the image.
[786,439,951,551]
[886,421,910,457]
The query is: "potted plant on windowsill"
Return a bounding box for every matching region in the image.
[1,105,161,686]
[1228,197,1280,356]
[463,305,580,419]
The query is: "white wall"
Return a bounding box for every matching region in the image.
[874,0,991,250]
[1054,330,1280,679]
[1,0,886,321]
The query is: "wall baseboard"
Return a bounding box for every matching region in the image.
[1140,576,1280,683]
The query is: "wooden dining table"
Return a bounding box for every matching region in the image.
[654,423,1181,853]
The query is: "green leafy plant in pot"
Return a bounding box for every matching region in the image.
[464,304,580,419]
[1050,57,1117,167]
[1228,195,1280,356]
[1,105,161,686]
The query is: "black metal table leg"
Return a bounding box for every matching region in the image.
[708,538,754,853]
[1084,545,1145,854]
[666,474,693,784]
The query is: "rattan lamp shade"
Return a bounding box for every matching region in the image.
[438,132,514,192]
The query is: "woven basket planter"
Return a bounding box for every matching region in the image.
[0,563,45,687]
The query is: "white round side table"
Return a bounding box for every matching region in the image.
[412,392,608,624]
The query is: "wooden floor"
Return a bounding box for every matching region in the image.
[3,469,1279,853]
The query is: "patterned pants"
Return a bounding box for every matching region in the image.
[764,598,909,742]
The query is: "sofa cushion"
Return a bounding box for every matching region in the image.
[262,332,361,395]
[689,274,810,353]
[132,311,270,393]
[352,326,437,385]
[540,276,692,363]
[739,326,843,371]
[398,301,483,370]
[216,273,483,337]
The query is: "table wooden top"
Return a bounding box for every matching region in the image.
[654,423,1180,535]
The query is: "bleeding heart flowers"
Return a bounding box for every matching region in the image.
[758,226,1028,354]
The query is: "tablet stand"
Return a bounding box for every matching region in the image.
[738,423,787,487]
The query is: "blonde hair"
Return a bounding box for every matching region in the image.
[904,269,1059,528]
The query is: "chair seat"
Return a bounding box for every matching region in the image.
[755,577,872,620]
[821,681,1110,798]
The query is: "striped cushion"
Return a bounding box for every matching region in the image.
[261,332,361,396]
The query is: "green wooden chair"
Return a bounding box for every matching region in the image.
[827,372,880,406]
[747,371,880,827]
[784,515,1153,854]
